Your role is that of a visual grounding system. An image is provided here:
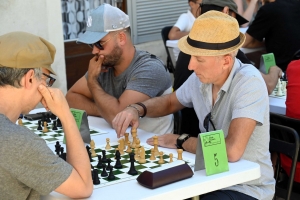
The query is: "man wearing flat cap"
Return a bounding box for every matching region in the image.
[113,11,275,200]
[0,32,93,199]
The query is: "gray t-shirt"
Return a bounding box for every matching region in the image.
[176,58,275,200]
[0,114,73,200]
[87,49,174,135]
[96,49,172,98]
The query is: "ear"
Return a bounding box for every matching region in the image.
[118,31,127,46]
[222,54,233,70]
[23,69,35,88]
[222,6,230,15]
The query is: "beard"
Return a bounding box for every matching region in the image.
[102,44,123,67]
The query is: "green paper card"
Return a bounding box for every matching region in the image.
[200,130,229,175]
[63,108,84,144]
[262,53,276,73]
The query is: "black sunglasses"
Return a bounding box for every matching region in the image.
[203,112,216,132]
[42,73,56,87]
[88,30,125,50]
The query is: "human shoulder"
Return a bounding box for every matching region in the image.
[133,50,166,71]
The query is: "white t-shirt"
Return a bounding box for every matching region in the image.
[172,10,195,60]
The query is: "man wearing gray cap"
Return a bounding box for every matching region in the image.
[0,32,92,199]
[66,4,173,136]
[113,11,275,200]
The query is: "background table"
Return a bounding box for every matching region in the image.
[269,96,286,115]
[36,109,260,200]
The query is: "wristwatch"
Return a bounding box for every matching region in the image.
[176,133,190,151]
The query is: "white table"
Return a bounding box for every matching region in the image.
[38,110,260,200]
[269,96,286,115]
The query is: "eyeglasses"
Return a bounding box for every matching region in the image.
[203,112,216,132]
[42,73,56,87]
[88,30,126,50]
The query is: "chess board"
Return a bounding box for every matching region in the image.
[269,80,287,99]
[87,142,195,189]
[19,118,108,144]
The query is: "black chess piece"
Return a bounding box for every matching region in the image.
[97,155,104,168]
[56,118,62,127]
[59,147,67,161]
[101,164,108,177]
[55,141,61,155]
[106,158,112,170]
[50,113,57,120]
[92,169,100,185]
[114,150,123,169]
[101,150,108,163]
[86,145,92,162]
[37,120,42,130]
[127,152,138,175]
[52,121,58,130]
[46,113,51,123]
[107,166,116,180]
[41,113,46,126]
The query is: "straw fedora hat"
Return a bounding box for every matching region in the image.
[178,11,245,56]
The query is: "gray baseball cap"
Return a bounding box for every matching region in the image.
[77,3,130,44]
[202,0,249,25]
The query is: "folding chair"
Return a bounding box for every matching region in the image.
[161,26,176,73]
[270,123,300,200]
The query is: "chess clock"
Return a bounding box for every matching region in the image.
[176,133,190,150]
[136,160,193,189]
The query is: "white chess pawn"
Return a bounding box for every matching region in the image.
[281,81,287,95]
[276,80,283,96]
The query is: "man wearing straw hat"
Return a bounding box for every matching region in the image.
[113,11,275,200]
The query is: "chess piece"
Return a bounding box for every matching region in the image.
[105,138,111,150]
[18,118,23,126]
[42,121,48,133]
[97,155,104,168]
[60,147,66,161]
[92,169,100,185]
[125,141,132,153]
[138,147,146,164]
[50,113,57,120]
[135,138,141,148]
[46,113,51,123]
[55,141,61,155]
[56,118,62,127]
[124,132,129,144]
[118,138,125,155]
[131,128,137,148]
[101,150,108,163]
[177,149,183,160]
[114,150,123,169]
[149,148,156,160]
[101,164,108,177]
[158,151,165,164]
[86,145,92,162]
[127,152,138,175]
[276,80,283,96]
[37,120,42,130]
[90,140,97,157]
[106,158,112,170]
[52,121,58,130]
[281,81,287,95]
[107,166,116,180]
[153,135,159,156]
[169,153,173,163]
[134,148,140,161]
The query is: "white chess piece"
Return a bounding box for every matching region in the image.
[281,81,287,95]
[276,80,283,96]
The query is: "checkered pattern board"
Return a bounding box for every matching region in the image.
[88,142,195,189]
[19,118,108,144]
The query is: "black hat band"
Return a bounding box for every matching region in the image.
[187,35,240,50]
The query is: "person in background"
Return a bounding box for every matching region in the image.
[66,4,173,135]
[0,32,93,199]
[234,0,261,27]
[168,0,202,60]
[113,11,275,200]
[243,0,300,72]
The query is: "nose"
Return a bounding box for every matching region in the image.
[92,45,101,54]
[188,56,197,71]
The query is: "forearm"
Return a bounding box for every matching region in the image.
[88,82,122,125]
[243,33,265,48]
[138,93,184,118]
[241,0,258,27]
[182,137,198,154]
[169,31,189,40]
[66,92,101,117]
[261,66,282,94]
[61,112,92,186]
